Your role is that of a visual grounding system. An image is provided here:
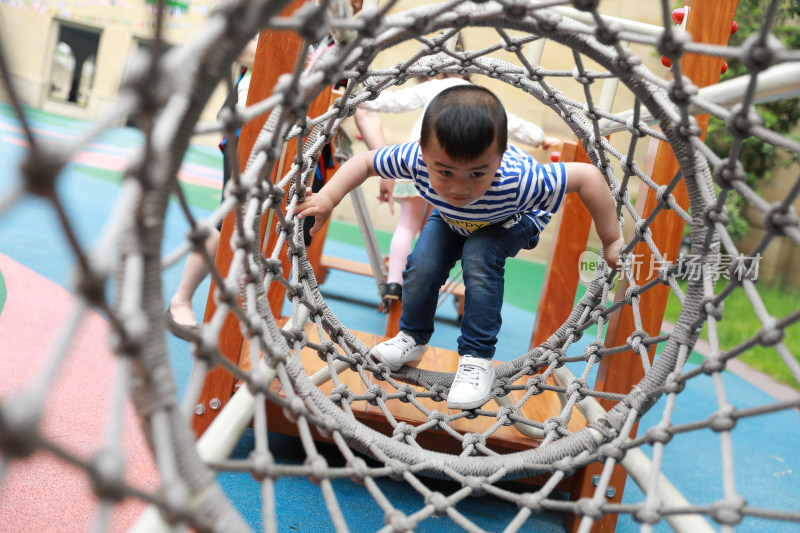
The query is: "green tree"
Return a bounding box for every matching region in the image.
[703,0,800,242]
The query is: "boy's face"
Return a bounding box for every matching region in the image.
[420,137,503,208]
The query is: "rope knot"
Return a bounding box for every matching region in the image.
[526,374,546,395]
[657,261,674,284]
[553,456,577,476]
[282,396,306,424]
[727,103,763,139]
[657,30,689,60]
[392,422,415,441]
[634,504,662,525]
[668,80,697,106]
[701,297,724,321]
[396,384,416,403]
[76,266,109,310]
[519,492,543,511]
[536,14,558,34]
[330,384,352,404]
[486,376,507,398]
[655,185,672,211]
[427,409,447,424]
[764,203,799,237]
[597,442,626,461]
[596,22,621,46]
[496,405,517,426]
[366,385,387,406]
[503,3,526,18]
[625,118,647,139]
[701,356,726,375]
[250,450,275,482]
[281,327,306,344]
[709,405,737,432]
[160,481,190,525]
[461,432,486,450]
[386,510,412,532]
[614,49,641,70]
[582,103,601,122]
[426,492,450,516]
[759,321,784,347]
[572,0,599,12]
[264,258,283,276]
[664,371,685,394]
[464,476,487,495]
[576,497,604,519]
[543,417,564,436]
[318,340,337,358]
[387,459,406,481]
[547,348,566,369]
[573,68,594,86]
[627,330,647,352]
[633,219,651,239]
[586,340,605,361]
[711,496,746,526]
[429,384,448,402]
[90,449,126,503]
[713,160,746,190]
[741,33,784,73]
[645,423,673,445]
[566,379,588,401]
[305,455,329,484]
[22,146,64,198]
[348,457,370,484]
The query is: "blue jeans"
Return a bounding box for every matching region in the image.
[399,210,540,359]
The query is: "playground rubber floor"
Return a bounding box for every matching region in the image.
[0,103,798,532]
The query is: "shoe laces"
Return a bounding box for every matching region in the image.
[388,332,416,355]
[453,363,482,387]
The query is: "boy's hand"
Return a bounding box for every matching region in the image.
[377,179,395,215]
[296,187,335,237]
[603,235,625,272]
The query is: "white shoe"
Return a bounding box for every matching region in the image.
[370,331,427,371]
[446,356,495,410]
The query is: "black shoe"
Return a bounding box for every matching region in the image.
[382,282,402,301]
[165,307,200,342]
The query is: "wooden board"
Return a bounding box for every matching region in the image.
[266,320,587,458]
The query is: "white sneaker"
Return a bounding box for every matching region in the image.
[446,356,495,410]
[370,332,427,371]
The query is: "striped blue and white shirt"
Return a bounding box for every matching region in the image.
[373,142,568,237]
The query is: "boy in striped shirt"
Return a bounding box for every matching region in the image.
[297,85,623,410]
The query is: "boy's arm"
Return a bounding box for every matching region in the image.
[296,149,379,237]
[564,162,624,270]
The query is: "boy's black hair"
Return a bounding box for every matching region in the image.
[420,85,507,161]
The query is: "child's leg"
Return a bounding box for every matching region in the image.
[398,211,463,344]
[387,196,428,285]
[169,228,220,326]
[457,214,539,359]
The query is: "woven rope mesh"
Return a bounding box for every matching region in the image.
[1,0,799,531]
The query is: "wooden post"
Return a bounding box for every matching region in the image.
[530,140,593,347]
[191,0,321,436]
[565,1,739,531]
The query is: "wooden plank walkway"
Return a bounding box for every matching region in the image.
[265,320,587,457]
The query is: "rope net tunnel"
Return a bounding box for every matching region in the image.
[1,0,799,531]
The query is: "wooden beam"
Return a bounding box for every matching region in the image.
[530,140,593,348]
[566,1,740,530]
[191,0,311,436]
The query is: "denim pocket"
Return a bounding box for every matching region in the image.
[521,215,540,250]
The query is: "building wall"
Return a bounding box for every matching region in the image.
[0,0,227,128]
[4,0,795,284]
